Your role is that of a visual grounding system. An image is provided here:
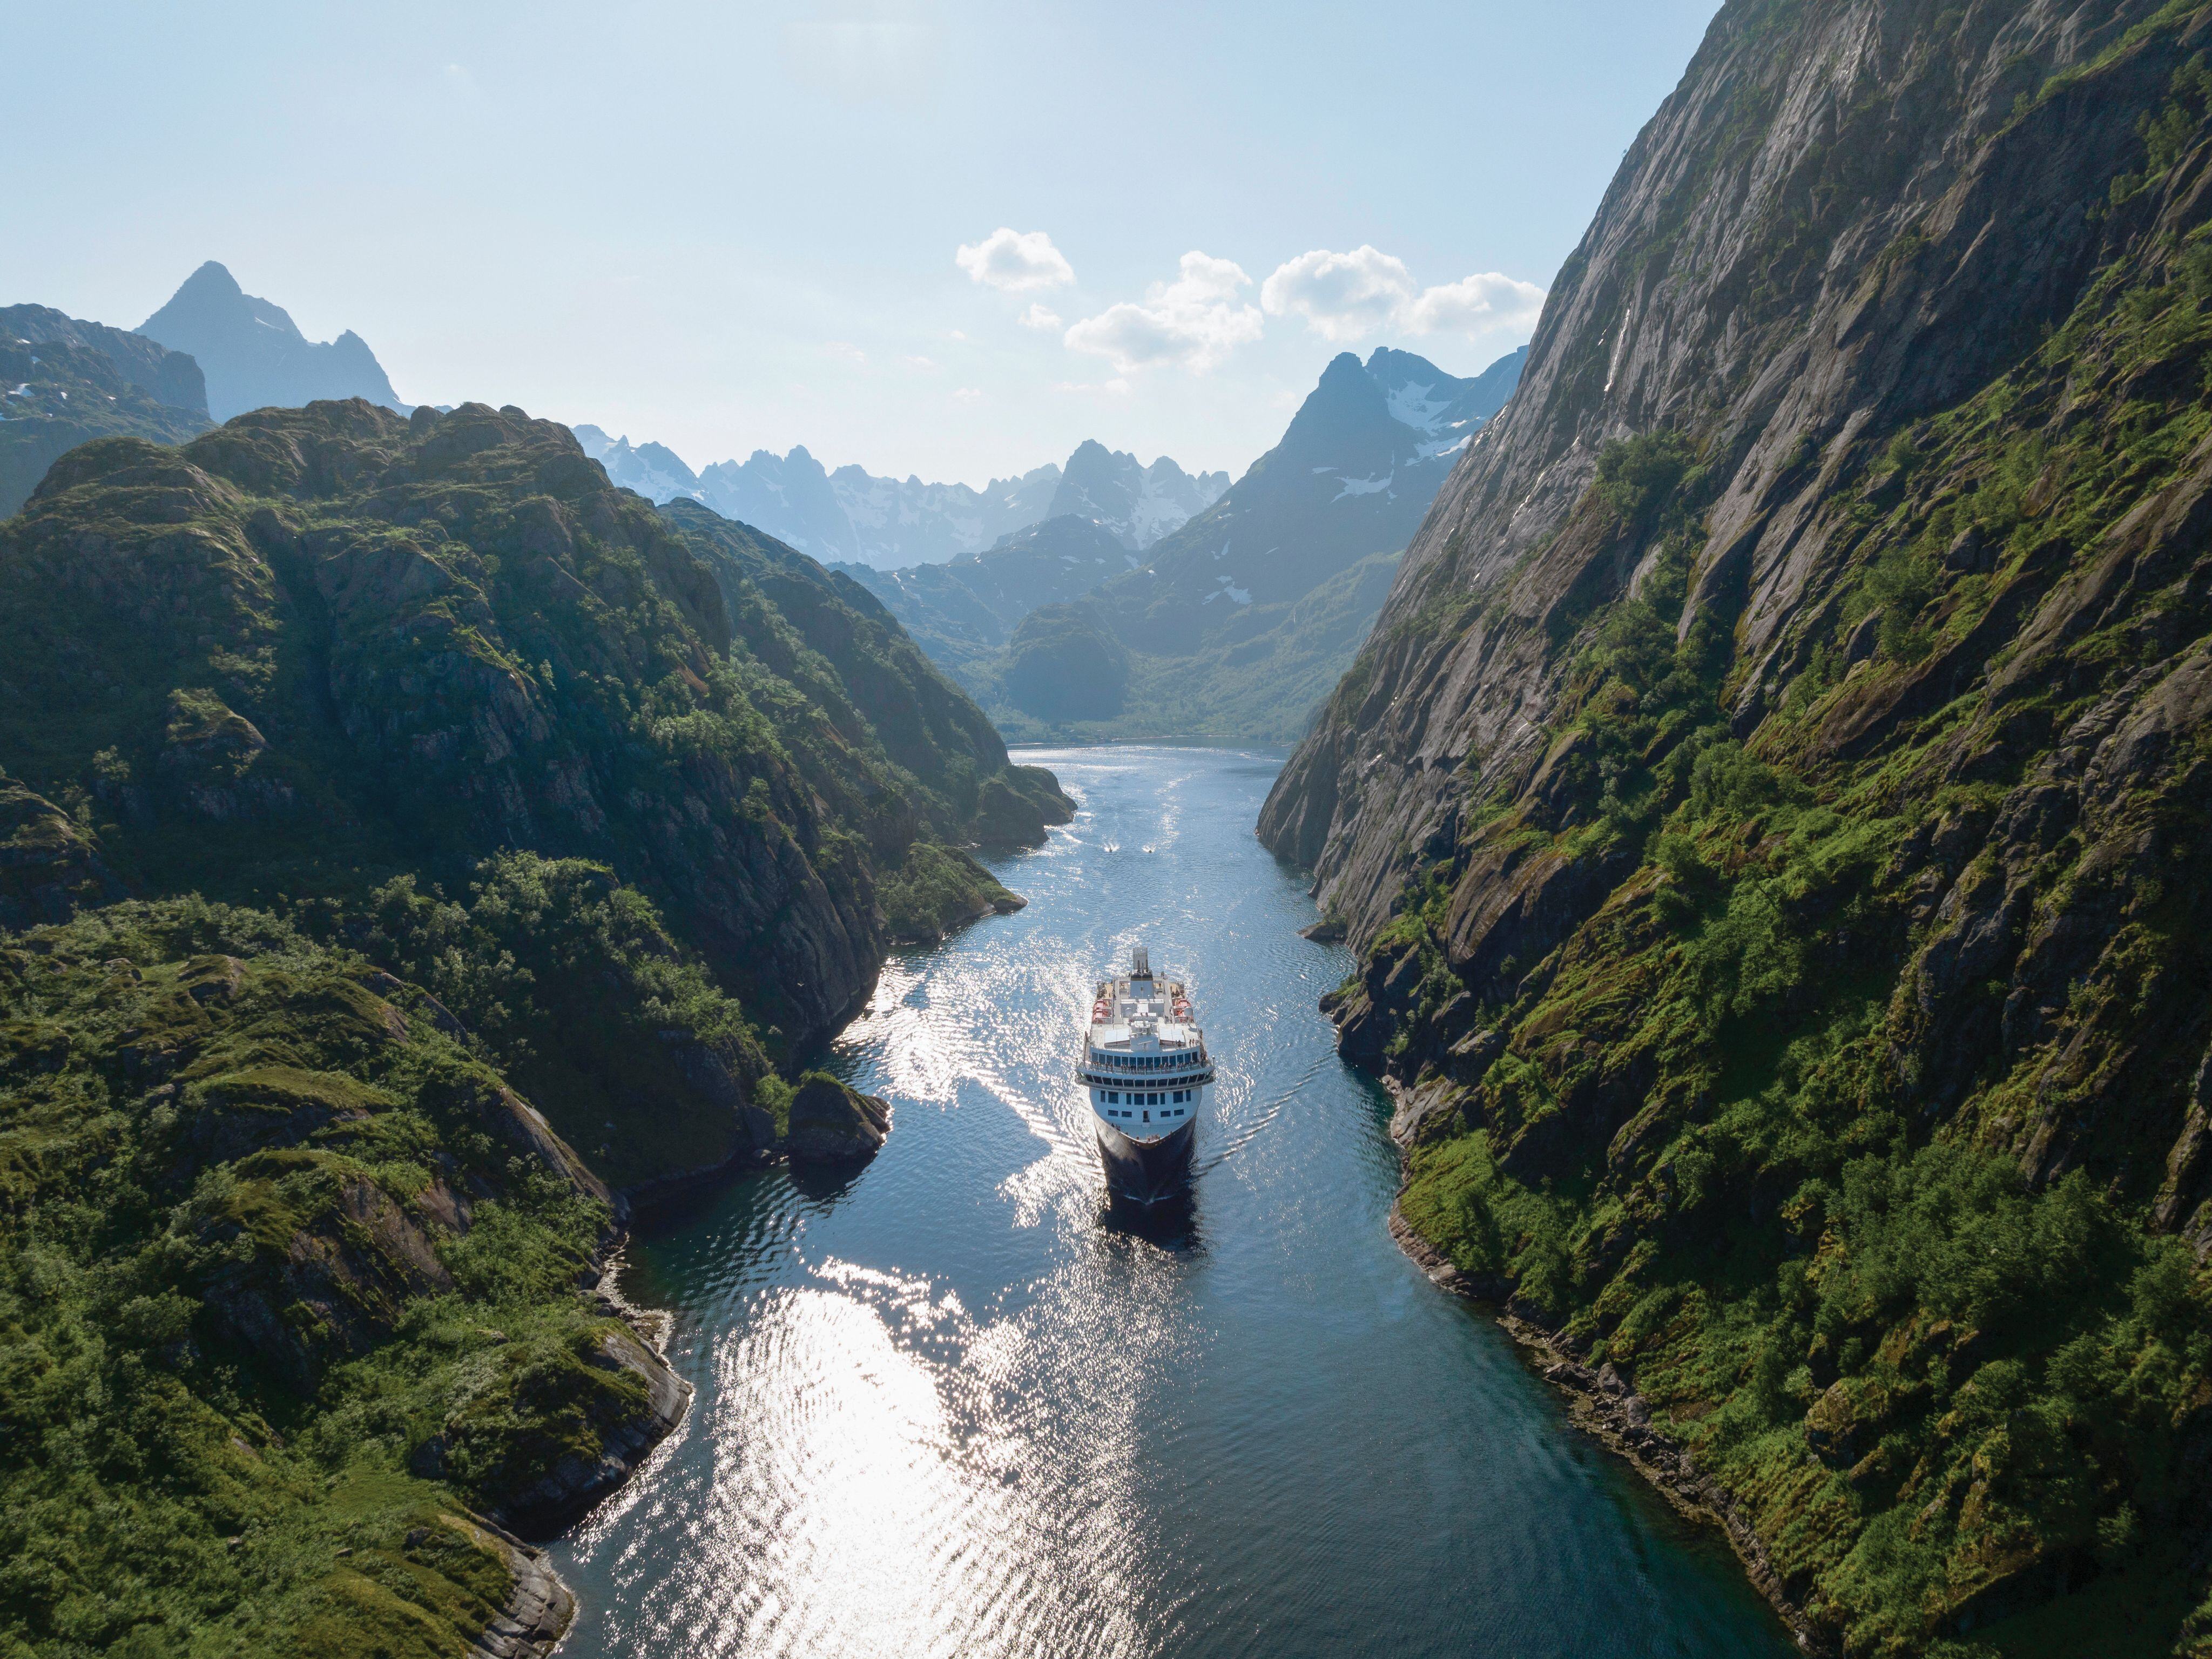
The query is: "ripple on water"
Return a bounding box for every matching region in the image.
[549,747,1795,1659]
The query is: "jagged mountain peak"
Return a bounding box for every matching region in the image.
[138,261,406,421]
[1043,439,1230,551]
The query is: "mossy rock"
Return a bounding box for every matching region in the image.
[784,1073,892,1164]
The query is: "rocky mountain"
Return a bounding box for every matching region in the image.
[0,304,212,516]
[1095,346,1520,656]
[1041,439,1231,549]
[571,424,704,504]
[973,345,1525,743]
[835,513,1139,677]
[140,261,407,421]
[1261,2,2212,1650]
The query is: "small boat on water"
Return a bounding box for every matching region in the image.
[1079,944,1213,1203]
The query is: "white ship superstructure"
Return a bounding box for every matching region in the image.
[1079,944,1212,1202]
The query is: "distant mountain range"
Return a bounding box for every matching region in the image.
[1,261,1521,745]
[574,426,1228,572]
[138,261,407,421]
[844,343,1526,742]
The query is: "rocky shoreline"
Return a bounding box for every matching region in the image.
[1382,1085,1826,1655]
[482,1076,896,1651]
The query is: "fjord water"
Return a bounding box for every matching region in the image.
[549,748,1793,1659]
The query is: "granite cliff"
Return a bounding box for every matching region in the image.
[1262,1,2212,1650]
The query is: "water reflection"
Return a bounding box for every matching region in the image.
[1096,1187,1205,1251]
[549,748,1795,1659]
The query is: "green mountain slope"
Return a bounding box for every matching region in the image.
[0,895,686,1659]
[0,401,1062,1046]
[1263,2,2212,1652]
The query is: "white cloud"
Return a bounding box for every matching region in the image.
[902,353,939,370]
[951,386,983,403]
[955,227,1075,292]
[1260,246,1416,342]
[1404,271,1547,336]
[1260,247,1546,342]
[1019,303,1063,331]
[1063,252,1263,374]
[1053,378,1132,397]
[824,341,867,364]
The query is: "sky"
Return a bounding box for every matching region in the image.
[3,0,1722,487]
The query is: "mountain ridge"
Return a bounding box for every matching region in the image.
[887,342,1526,743]
[576,427,1225,571]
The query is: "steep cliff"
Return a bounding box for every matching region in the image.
[1262,1,2212,1651]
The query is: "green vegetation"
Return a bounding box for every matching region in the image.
[0,399,1066,1652]
[314,853,771,1192]
[1336,25,2212,1654]
[0,900,656,1658]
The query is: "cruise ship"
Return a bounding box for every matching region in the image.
[1080,945,1214,1203]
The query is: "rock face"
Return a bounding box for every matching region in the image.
[0,400,1064,1052]
[1262,2,2212,1649]
[0,305,210,516]
[139,260,407,421]
[784,1074,892,1163]
[1262,1,2206,939]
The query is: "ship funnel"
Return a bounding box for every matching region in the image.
[1131,943,1150,978]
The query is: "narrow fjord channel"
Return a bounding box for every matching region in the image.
[549,748,1793,1659]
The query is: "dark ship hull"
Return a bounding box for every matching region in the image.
[1094,1115,1196,1204]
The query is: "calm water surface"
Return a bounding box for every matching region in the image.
[549,747,1794,1659]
